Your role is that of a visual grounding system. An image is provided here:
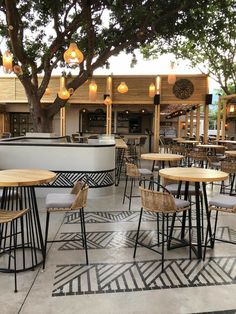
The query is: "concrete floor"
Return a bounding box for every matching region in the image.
[0,177,236,314]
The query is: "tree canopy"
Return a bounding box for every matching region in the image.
[142,0,236,95]
[0,0,223,131]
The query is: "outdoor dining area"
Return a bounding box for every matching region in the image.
[0,128,235,312]
[1,1,236,314]
[0,78,236,314]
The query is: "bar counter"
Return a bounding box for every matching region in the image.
[0,136,115,196]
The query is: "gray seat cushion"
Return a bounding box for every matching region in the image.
[165,184,201,195]
[209,195,236,209]
[139,168,152,176]
[46,193,76,208]
[175,198,190,209]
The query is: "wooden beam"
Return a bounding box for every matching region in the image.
[60,107,66,136]
[184,112,188,137]
[190,110,194,137]
[177,117,182,137]
[153,104,160,152]
[222,100,227,140]
[216,97,221,141]
[203,103,209,144]
[195,106,200,142]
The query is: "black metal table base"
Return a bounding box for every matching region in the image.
[168,181,213,259]
[0,186,44,273]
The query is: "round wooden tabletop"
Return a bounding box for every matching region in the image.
[217,140,236,144]
[225,150,236,156]
[0,169,56,187]
[141,153,184,161]
[196,144,223,149]
[159,167,228,183]
[177,140,199,144]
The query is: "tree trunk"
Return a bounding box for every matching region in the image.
[29,97,54,133]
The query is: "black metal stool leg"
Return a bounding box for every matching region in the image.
[80,210,85,247]
[133,208,143,258]
[13,220,17,293]
[122,176,128,204]
[81,207,88,265]
[43,211,50,269]
[161,213,165,272]
[128,178,134,211]
[188,209,192,260]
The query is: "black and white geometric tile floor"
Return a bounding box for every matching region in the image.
[0,181,236,314]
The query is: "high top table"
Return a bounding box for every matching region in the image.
[159,167,228,259]
[141,153,184,171]
[0,169,56,272]
[225,150,236,158]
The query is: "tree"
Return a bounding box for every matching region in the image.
[142,0,236,95]
[0,0,217,132]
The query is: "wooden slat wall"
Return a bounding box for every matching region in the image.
[161,75,207,104]
[0,74,208,104]
[0,78,15,101]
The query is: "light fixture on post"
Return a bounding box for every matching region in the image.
[89,80,97,101]
[228,98,236,113]
[167,61,176,85]
[117,81,128,93]
[63,43,84,65]
[103,94,112,136]
[103,94,112,106]
[149,83,155,97]
[2,50,13,73]
[230,105,235,113]
[58,76,70,100]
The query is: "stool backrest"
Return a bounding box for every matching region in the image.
[71,185,89,210]
[221,160,236,174]
[139,186,176,213]
[126,162,140,177]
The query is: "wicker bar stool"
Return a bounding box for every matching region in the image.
[220,160,236,194]
[0,208,29,292]
[122,163,153,211]
[43,181,89,268]
[189,150,208,168]
[203,194,236,259]
[133,180,191,272]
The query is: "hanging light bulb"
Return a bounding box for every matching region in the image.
[2,50,13,73]
[58,76,70,100]
[63,43,84,65]
[103,95,112,106]
[167,61,176,85]
[89,80,97,101]
[45,87,51,95]
[117,82,128,93]
[149,83,155,97]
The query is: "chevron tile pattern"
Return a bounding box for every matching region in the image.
[65,210,168,224]
[41,170,114,188]
[52,256,236,296]
[57,226,236,251]
[65,209,204,224]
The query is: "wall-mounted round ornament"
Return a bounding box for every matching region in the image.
[173,79,194,99]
